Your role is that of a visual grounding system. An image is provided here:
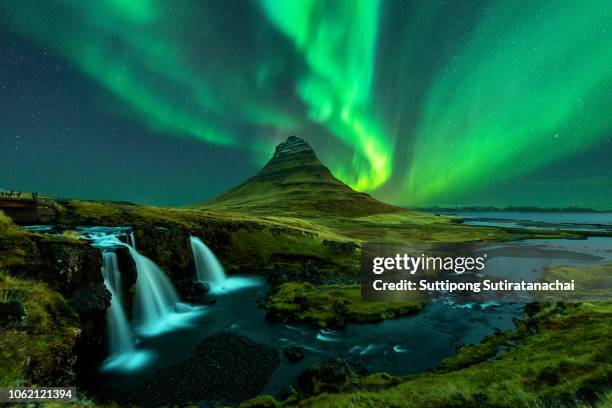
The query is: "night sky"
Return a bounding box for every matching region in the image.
[1,1,611,208]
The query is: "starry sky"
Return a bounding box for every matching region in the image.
[1,0,611,208]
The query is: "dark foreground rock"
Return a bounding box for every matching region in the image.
[283,346,305,363]
[123,332,280,407]
[298,358,352,394]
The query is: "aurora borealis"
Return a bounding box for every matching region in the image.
[1,0,611,207]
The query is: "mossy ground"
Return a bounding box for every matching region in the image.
[0,272,80,386]
[265,282,426,328]
[538,262,612,302]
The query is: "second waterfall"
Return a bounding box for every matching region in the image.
[190,236,226,286]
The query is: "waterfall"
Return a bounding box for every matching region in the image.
[101,251,134,356]
[81,227,203,371]
[128,232,136,248]
[190,236,226,285]
[98,243,153,373]
[104,251,122,301]
[126,245,181,335]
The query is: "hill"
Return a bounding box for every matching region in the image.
[195,136,402,217]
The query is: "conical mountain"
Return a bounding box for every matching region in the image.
[197,136,402,217]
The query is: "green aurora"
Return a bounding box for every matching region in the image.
[1,0,611,207]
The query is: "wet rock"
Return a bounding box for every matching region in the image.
[70,284,111,388]
[283,346,305,363]
[183,281,212,303]
[195,281,211,293]
[68,285,111,315]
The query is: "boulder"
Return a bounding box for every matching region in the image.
[283,346,305,363]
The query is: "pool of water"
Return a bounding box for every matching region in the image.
[438,211,612,232]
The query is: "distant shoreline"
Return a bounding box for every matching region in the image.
[411,206,610,213]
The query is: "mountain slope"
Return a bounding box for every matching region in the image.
[195,136,402,217]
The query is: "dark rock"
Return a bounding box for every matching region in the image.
[182,281,212,303]
[123,332,280,407]
[0,301,25,328]
[283,346,305,363]
[297,367,318,394]
[265,311,282,323]
[11,237,103,297]
[319,358,350,383]
[69,285,111,315]
[349,361,370,376]
[195,281,211,293]
[70,284,112,390]
[298,358,352,394]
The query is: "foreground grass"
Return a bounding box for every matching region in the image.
[265,282,426,328]
[0,272,80,386]
[539,263,612,302]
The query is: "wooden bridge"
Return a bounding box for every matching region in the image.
[0,196,56,224]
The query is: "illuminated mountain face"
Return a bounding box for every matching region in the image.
[1,1,611,208]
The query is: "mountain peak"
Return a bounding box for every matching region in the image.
[272,136,316,159]
[260,136,324,176]
[199,136,401,217]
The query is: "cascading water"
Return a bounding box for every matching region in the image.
[103,251,123,301]
[128,232,136,248]
[190,236,260,294]
[126,245,183,336]
[101,251,133,356]
[82,227,202,371]
[190,236,226,285]
[82,229,152,372]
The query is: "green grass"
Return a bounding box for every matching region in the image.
[0,272,80,387]
[265,282,426,328]
[538,263,612,302]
